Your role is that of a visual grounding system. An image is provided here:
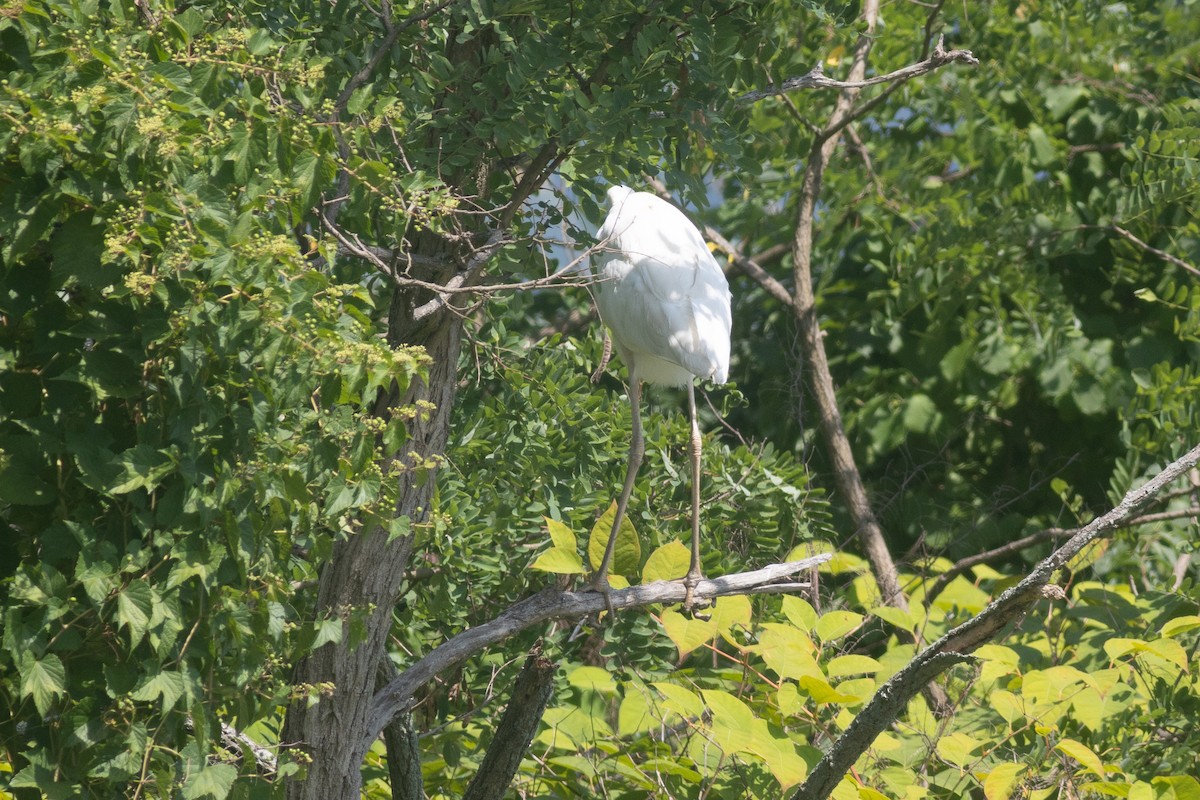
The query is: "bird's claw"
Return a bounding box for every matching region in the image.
[681,573,711,617]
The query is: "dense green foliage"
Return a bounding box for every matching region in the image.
[1,0,1198,799]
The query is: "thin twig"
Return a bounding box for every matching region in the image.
[643,177,795,309]
[922,505,1200,606]
[1081,224,1200,279]
[737,35,978,104]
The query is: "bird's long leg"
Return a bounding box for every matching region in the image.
[592,368,643,609]
[683,380,705,611]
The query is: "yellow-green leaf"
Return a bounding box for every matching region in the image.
[1070,686,1105,731]
[710,595,753,637]
[989,689,1024,724]
[982,763,1026,800]
[827,654,880,678]
[530,546,585,574]
[777,682,805,717]
[660,609,716,657]
[755,623,822,681]
[642,539,689,582]
[545,517,576,550]
[588,501,641,577]
[652,682,704,720]
[744,720,808,788]
[1144,638,1188,672]
[822,551,869,575]
[1103,637,1145,660]
[1160,615,1200,638]
[1129,781,1155,800]
[936,732,982,768]
[617,690,653,736]
[870,604,914,632]
[798,675,857,704]
[701,689,754,754]
[782,596,818,631]
[1152,776,1200,800]
[815,610,864,642]
[567,665,616,694]
[1055,738,1106,777]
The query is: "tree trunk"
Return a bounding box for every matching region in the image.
[283,296,463,798]
[462,644,557,800]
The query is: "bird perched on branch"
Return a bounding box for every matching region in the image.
[590,184,732,610]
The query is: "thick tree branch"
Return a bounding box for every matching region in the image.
[365,556,830,746]
[737,35,978,104]
[377,658,423,800]
[789,0,908,609]
[795,442,1200,800]
[462,643,557,800]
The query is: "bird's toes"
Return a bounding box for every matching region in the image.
[681,577,712,617]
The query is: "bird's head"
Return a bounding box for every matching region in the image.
[606,185,636,207]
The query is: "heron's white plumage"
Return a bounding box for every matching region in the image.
[594,185,732,387]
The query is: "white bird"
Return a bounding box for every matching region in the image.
[591,184,732,609]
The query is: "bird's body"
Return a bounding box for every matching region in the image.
[594,186,731,387]
[590,185,732,609]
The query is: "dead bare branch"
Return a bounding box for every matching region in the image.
[365,556,831,747]
[737,35,978,104]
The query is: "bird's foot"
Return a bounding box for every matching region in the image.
[681,571,711,617]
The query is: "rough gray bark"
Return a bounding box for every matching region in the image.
[462,644,558,800]
[283,309,462,800]
[789,0,906,610]
[378,659,424,800]
[366,557,828,744]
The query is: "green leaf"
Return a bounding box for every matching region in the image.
[567,665,616,694]
[181,762,237,800]
[701,689,754,754]
[20,653,66,716]
[797,675,858,705]
[115,580,154,646]
[652,682,704,721]
[755,623,822,681]
[545,517,577,550]
[110,445,175,494]
[588,501,640,577]
[781,596,818,632]
[870,604,914,632]
[617,689,653,736]
[52,212,108,287]
[826,654,880,678]
[989,689,1024,724]
[983,763,1027,800]
[1160,615,1200,638]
